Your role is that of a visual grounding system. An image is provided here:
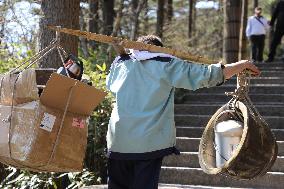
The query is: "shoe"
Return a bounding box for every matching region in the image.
[265,58,274,63]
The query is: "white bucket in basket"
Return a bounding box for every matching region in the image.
[214,120,243,168]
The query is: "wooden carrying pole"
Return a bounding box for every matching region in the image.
[48,25,216,65]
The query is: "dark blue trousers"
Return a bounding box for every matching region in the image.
[107,157,163,189]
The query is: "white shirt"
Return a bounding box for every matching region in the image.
[246,16,270,37]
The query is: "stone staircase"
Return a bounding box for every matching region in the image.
[160,62,284,189]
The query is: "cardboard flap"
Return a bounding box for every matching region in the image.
[40,73,107,116]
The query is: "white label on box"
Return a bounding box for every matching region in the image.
[39,113,56,132]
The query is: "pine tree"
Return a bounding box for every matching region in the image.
[156,0,165,38]
[39,0,80,68]
[223,0,242,64]
[239,0,248,60]
[89,0,99,50]
[102,0,115,35]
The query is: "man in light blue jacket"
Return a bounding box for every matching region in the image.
[106,35,260,189]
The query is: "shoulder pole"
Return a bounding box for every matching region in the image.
[47,25,218,65]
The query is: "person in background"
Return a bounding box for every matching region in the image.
[266,0,284,62]
[246,7,270,63]
[106,35,260,189]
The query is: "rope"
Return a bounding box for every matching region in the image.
[57,47,70,77]
[8,39,57,74]
[0,76,4,104]
[0,34,78,171]
[45,83,76,167]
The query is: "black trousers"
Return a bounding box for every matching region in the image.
[250,35,265,62]
[107,157,163,189]
[268,29,284,60]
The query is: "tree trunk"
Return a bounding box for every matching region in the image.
[192,0,197,35]
[239,0,248,60]
[156,0,165,38]
[143,0,149,34]
[223,0,242,64]
[112,0,124,37]
[167,0,173,22]
[80,8,89,57]
[39,0,80,68]
[88,0,99,50]
[102,0,115,35]
[188,0,194,39]
[130,0,147,40]
[253,0,258,8]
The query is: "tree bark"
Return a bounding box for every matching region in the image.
[102,0,115,35]
[188,0,194,39]
[80,8,89,57]
[39,0,80,68]
[130,0,147,40]
[143,0,149,33]
[239,0,248,60]
[112,0,124,37]
[167,0,173,22]
[156,0,165,38]
[253,0,258,8]
[88,0,99,50]
[223,0,242,64]
[192,0,197,35]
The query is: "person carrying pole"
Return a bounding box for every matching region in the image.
[105,35,260,189]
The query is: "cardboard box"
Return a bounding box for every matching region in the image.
[0,101,39,160]
[0,72,107,172]
[0,69,39,105]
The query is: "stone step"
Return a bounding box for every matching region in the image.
[193,85,284,94]
[175,114,284,129]
[82,184,254,189]
[258,70,283,77]
[177,127,284,141]
[175,104,284,116]
[158,184,254,189]
[259,67,284,70]
[163,152,284,172]
[175,137,284,156]
[226,77,284,84]
[160,167,284,189]
[255,62,284,67]
[180,93,284,104]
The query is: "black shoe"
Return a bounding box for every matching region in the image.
[265,58,274,63]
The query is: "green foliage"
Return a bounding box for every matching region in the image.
[0,43,35,74]
[0,48,113,188]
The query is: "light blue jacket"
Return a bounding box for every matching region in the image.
[106,56,224,153]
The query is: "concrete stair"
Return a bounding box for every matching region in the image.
[160,62,284,189]
[83,184,254,189]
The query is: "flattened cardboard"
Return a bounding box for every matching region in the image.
[0,69,38,106]
[40,73,107,116]
[0,105,11,157]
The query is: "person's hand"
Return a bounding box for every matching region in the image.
[242,60,261,77]
[223,60,260,80]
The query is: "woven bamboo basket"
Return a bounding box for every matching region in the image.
[198,99,278,180]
